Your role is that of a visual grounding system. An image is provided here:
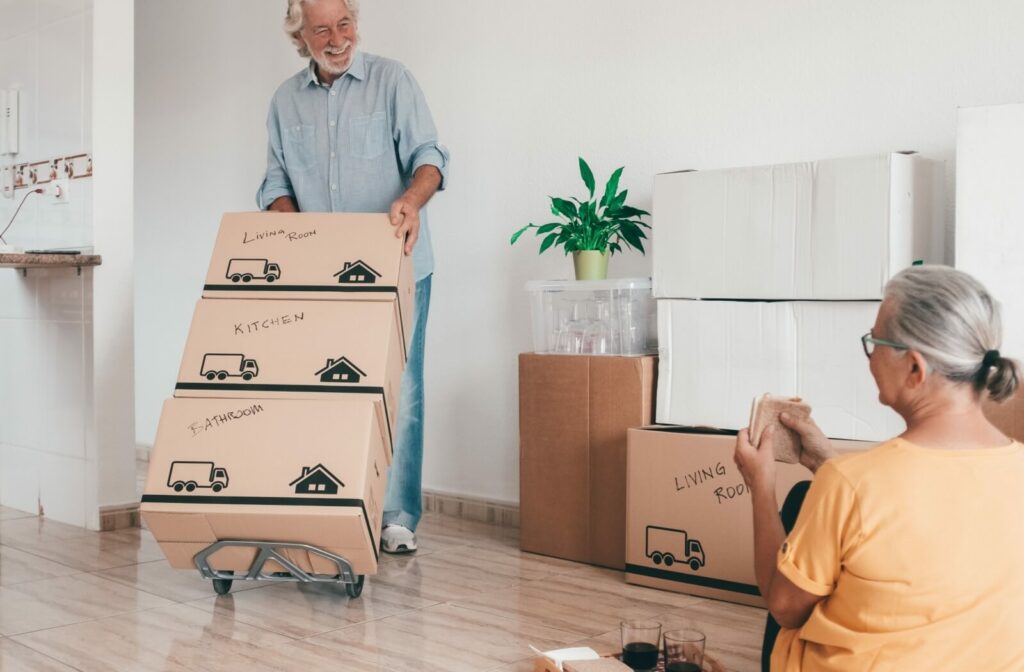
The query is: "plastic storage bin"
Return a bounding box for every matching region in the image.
[526,278,656,356]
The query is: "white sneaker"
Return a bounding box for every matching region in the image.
[381,524,418,554]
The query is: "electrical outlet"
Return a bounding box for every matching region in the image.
[43,178,69,203]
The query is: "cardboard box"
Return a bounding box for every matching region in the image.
[201,212,414,357]
[141,397,387,576]
[625,426,872,607]
[174,298,403,458]
[984,391,1024,442]
[656,299,904,441]
[653,153,945,300]
[519,354,656,569]
[956,104,1024,361]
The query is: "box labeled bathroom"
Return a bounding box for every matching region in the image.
[140,397,388,576]
[174,297,403,458]
[653,153,945,300]
[201,212,414,357]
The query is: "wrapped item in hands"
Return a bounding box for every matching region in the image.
[749,394,811,464]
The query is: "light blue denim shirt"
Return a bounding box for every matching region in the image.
[257,51,449,280]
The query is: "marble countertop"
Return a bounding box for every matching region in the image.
[0,253,102,269]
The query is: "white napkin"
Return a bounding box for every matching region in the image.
[530,646,602,670]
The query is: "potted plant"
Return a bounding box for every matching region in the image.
[511,158,651,280]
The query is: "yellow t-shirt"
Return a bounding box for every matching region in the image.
[772,438,1024,671]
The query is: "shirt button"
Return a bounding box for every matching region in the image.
[331,184,337,191]
[330,90,337,96]
[329,121,336,127]
[330,151,336,158]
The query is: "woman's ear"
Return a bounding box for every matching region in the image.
[906,351,929,388]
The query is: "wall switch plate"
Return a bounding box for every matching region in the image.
[49,178,70,203]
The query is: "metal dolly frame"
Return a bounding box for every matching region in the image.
[194,540,365,598]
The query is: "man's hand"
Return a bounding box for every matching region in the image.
[735,426,777,493]
[390,165,442,256]
[389,198,420,256]
[779,412,836,474]
[269,196,298,213]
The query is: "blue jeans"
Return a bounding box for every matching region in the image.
[383,274,431,532]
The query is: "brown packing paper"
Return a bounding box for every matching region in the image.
[626,426,873,607]
[749,394,811,464]
[174,298,402,461]
[141,397,388,576]
[201,212,415,359]
[519,354,657,570]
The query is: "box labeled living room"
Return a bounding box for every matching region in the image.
[202,212,415,355]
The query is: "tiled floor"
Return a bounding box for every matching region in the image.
[0,503,766,672]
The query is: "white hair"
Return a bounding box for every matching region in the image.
[884,265,1020,401]
[284,0,360,58]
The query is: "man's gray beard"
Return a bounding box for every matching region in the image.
[312,39,358,77]
[314,53,349,76]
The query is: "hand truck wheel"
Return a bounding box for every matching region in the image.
[212,570,234,595]
[345,575,365,598]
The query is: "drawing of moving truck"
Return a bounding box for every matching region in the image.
[645,525,706,571]
[201,353,259,381]
[167,461,229,493]
[226,258,281,283]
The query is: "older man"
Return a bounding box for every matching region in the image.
[257,0,449,553]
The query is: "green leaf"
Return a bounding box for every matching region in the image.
[539,232,559,254]
[611,189,628,210]
[579,157,596,198]
[609,242,623,255]
[619,225,645,251]
[510,225,533,245]
[601,167,624,208]
[535,222,560,235]
[611,205,650,219]
[551,197,578,220]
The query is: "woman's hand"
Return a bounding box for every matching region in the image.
[779,412,837,474]
[735,426,777,493]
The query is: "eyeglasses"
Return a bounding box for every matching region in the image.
[861,332,909,358]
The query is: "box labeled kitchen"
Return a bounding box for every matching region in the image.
[174,297,403,458]
[653,153,945,300]
[141,397,388,576]
[201,212,414,357]
[625,426,872,607]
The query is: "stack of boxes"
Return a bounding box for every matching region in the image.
[625,153,946,605]
[141,213,412,581]
[518,279,658,570]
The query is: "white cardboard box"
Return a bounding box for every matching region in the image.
[955,104,1024,362]
[656,299,905,441]
[653,153,945,300]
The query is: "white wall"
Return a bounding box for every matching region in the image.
[134,0,1024,505]
[0,0,97,524]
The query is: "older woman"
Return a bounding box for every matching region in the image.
[735,266,1024,671]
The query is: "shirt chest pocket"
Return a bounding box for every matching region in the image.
[348,112,388,160]
[284,124,317,172]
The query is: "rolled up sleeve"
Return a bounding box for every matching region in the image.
[256,101,296,209]
[392,69,450,190]
[776,462,861,597]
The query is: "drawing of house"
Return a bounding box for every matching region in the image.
[333,260,382,284]
[315,357,367,384]
[289,464,344,495]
